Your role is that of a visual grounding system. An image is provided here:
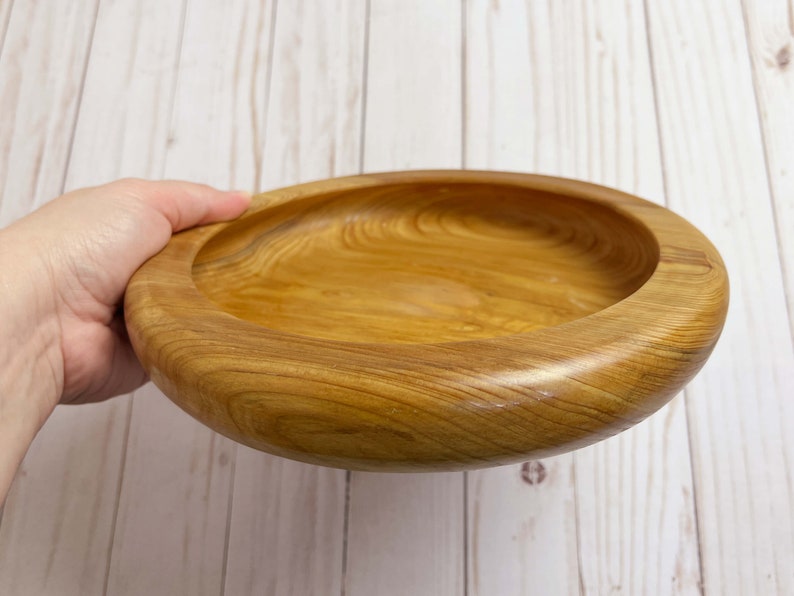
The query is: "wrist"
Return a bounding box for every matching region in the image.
[0,225,63,501]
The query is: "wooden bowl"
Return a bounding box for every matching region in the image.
[125,171,728,471]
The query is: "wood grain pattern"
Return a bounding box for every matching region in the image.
[193,183,658,343]
[646,0,794,593]
[125,171,728,471]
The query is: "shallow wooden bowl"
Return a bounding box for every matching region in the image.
[125,171,728,471]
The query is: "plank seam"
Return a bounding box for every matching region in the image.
[161,0,190,176]
[340,470,352,596]
[461,5,468,594]
[460,0,467,170]
[462,471,469,596]
[219,443,238,596]
[357,0,371,174]
[102,397,134,596]
[255,0,279,192]
[343,3,369,590]
[60,0,102,194]
[163,0,194,174]
[572,460,585,596]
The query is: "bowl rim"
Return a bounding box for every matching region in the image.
[125,170,729,470]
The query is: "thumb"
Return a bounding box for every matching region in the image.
[108,178,252,232]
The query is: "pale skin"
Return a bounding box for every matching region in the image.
[0,179,251,504]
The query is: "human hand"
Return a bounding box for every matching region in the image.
[0,179,250,409]
[0,180,250,505]
[0,179,250,502]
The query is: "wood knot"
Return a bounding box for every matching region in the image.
[776,45,791,69]
[520,461,547,485]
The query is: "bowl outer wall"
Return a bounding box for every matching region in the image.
[124,171,729,471]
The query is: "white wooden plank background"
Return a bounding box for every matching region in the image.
[465,2,700,595]
[0,1,792,595]
[742,0,794,340]
[646,1,794,594]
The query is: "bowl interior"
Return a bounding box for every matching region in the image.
[192,182,659,344]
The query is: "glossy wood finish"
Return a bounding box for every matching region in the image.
[194,181,658,343]
[125,171,728,471]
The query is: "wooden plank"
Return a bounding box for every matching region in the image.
[225,453,347,595]
[574,399,701,595]
[741,0,794,337]
[464,1,701,594]
[347,473,465,596]
[257,0,366,185]
[65,0,187,187]
[107,389,235,596]
[646,1,794,593]
[0,4,109,596]
[222,1,365,593]
[0,1,98,224]
[0,401,127,596]
[361,0,462,172]
[344,1,465,595]
[103,2,275,595]
[466,456,578,596]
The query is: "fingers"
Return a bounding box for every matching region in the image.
[60,317,149,404]
[63,344,148,404]
[95,338,149,403]
[103,178,252,233]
